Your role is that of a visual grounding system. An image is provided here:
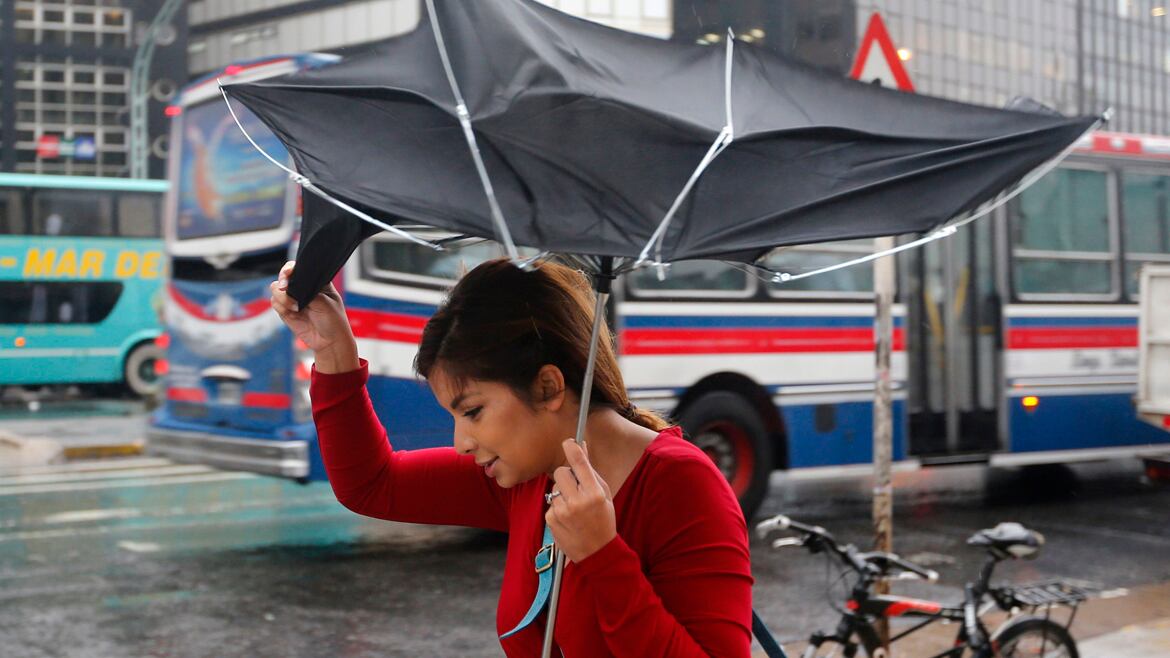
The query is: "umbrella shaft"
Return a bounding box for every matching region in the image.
[542,279,611,658]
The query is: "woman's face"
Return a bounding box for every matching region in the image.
[428,367,566,488]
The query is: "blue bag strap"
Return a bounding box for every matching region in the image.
[752,609,789,658]
[500,524,557,639]
[501,523,787,658]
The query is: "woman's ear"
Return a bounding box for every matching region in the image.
[532,364,566,411]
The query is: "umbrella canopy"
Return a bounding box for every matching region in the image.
[222,0,1097,305]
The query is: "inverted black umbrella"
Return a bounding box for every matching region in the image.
[220,0,1100,654]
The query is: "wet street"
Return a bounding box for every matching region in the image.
[2,402,1169,657]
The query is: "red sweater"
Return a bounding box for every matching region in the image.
[311,362,753,657]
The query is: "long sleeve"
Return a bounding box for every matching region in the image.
[570,453,754,657]
[311,360,509,531]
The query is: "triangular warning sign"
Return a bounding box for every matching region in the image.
[849,13,915,92]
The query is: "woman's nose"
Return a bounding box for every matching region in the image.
[453,433,476,455]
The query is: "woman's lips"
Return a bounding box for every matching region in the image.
[484,457,499,477]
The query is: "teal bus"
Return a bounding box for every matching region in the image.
[0,173,168,397]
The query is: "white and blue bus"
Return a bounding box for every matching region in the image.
[149,56,1170,517]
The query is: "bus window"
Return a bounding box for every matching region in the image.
[0,281,123,324]
[626,260,752,297]
[362,236,533,286]
[762,239,875,298]
[32,189,114,237]
[1010,167,1116,299]
[1121,170,1170,297]
[1,190,24,234]
[117,193,162,237]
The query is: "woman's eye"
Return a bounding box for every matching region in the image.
[463,406,482,419]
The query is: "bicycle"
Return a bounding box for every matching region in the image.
[755,515,1086,658]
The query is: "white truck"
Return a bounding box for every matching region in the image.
[1138,264,1170,480]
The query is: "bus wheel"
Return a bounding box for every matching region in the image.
[678,392,773,519]
[124,342,163,398]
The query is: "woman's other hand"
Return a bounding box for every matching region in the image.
[270,261,359,374]
[546,439,617,563]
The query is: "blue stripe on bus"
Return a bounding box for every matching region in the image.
[344,293,436,317]
[1009,391,1170,452]
[783,399,908,468]
[1007,316,1137,327]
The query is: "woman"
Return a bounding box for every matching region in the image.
[270,258,752,656]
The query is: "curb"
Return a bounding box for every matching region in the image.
[61,441,146,460]
[0,430,144,464]
[0,431,65,466]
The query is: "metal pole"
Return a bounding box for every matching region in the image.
[542,257,614,658]
[129,0,184,179]
[872,236,896,650]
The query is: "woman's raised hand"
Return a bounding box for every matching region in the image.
[546,439,617,563]
[269,261,360,373]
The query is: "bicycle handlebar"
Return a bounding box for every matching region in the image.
[756,514,938,582]
[858,551,940,583]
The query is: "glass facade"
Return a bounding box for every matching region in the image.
[0,0,187,177]
[185,1,1170,134]
[856,0,1170,134]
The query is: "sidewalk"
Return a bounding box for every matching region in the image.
[0,401,148,463]
[757,581,1170,657]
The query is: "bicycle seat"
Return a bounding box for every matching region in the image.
[967,522,1044,559]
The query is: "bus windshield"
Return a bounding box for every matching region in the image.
[175,99,290,241]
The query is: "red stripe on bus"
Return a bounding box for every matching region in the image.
[242,392,291,409]
[167,387,207,402]
[347,308,428,344]
[1007,327,1137,349]
[1091,134,1143,155]
[168,284,269,322]
[620,328,906,355]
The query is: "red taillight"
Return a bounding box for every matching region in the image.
[167,387,207,402]
[295,361,312,380]
[1163,415,1170,430]
[224,65,242,75]
[164,105,182,117]
[155,333,171,349]
[155,359,169,376]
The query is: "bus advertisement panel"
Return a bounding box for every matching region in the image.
[175,96,289,241]
[0,173,167,396]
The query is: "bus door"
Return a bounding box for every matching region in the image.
[905,218,1002,460]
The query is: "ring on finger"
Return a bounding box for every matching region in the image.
[544,490,562,505]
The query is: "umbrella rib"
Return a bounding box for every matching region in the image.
[425,0,520,262]
[635,32,738,270]
[217,83,441,251]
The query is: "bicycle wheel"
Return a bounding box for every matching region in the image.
[992,617,1079,658]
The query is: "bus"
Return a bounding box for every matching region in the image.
[0,172,168,397]
[148,55,337,476]
[149,57,1170,517]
